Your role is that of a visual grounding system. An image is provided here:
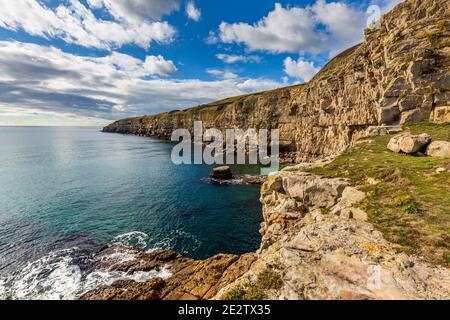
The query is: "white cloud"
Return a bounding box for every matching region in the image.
[218,1,366,57]
[143,55,177,76]
[206,69,239,80]
[205,31,219,44]
[283,57,320,83]
[0,0,176,50]
[216,54,262,64]
[86,0,180,23]
[236,79,284,93]
[97,52,177,77]
[186,1,201,22]
[0,41,283,122]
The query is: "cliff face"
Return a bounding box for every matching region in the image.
[103,0,449,162]
[82,168,450,300]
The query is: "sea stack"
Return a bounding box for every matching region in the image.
[211,166,233,180]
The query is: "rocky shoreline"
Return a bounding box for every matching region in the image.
[82,162,450,300]
[89,0,450,300]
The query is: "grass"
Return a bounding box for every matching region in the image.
[306,123,450,265]
[221,269,283,300]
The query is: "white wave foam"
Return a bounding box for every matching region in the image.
[111,231,149,250]
[1,237,172,300]
[6,249,83,300]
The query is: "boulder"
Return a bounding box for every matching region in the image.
[387,133,432,154]
[281,173,349,208]
[211,166,233,180]
[426,141,450,157]
[340,207,368,221]
[340,187,366,206]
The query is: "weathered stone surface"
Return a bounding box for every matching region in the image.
[216,214,450,300]
[83,167,450,301]
[279,172,349,208]
[341,187,366,206]
[211,166,233,180]
[85,0,450,301]
[215,169,450,300]
[365,125,403,137]
[387,133,432,154]
[103,0,450,162]
[82,248,256,300]
[426,141,450,157]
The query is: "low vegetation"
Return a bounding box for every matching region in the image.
[221,269,283,300]
[307,123,450,265]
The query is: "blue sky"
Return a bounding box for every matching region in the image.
[0,0,401,125]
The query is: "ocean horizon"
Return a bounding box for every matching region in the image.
[0,126,262,299]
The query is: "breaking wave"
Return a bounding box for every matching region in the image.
[111,231,149,250]
[0,232,172,300]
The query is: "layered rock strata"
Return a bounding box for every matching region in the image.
[103,0,450,162]
[83,170,450,300]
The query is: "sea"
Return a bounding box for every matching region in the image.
[0,126,262,299]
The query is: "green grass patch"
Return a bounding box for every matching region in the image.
[306,123,450,265]
[221,269,283,300]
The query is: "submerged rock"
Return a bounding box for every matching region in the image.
[82,169,450,301]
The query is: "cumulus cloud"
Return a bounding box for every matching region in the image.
[205,31,219,44]
[0,41,283,122]
[95,52,177,77]
[186,1,201,22]
[216,54,262,64]
[87,0,180,23]
[0,0,176,50]
[218,1,366,57]
[143,56,178,76]
[283,57,320,83]
[206,69,239,80]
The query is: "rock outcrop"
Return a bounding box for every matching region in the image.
[387,132,432,153]
[211,166,233,180]
[82,169,450,300]
[103,0,449,162]
[82,247,256,300]
[85,0,450,301]
[214,171,450,300]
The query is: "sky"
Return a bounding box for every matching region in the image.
[0,0,402,126]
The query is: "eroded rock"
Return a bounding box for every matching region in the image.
[387,133,432,154]
[426,141,450,157]
[103,0,450,163]
[211,166,233,180]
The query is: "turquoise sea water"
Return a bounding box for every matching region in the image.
[0,126,262,299]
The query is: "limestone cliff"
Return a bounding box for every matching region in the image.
[103,0,450,162]
[82,168,450,300]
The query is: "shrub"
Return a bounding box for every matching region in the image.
[220,269,283,300]
[443,252,450,264]
[404,203,422,215]
[394,195,413,207]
